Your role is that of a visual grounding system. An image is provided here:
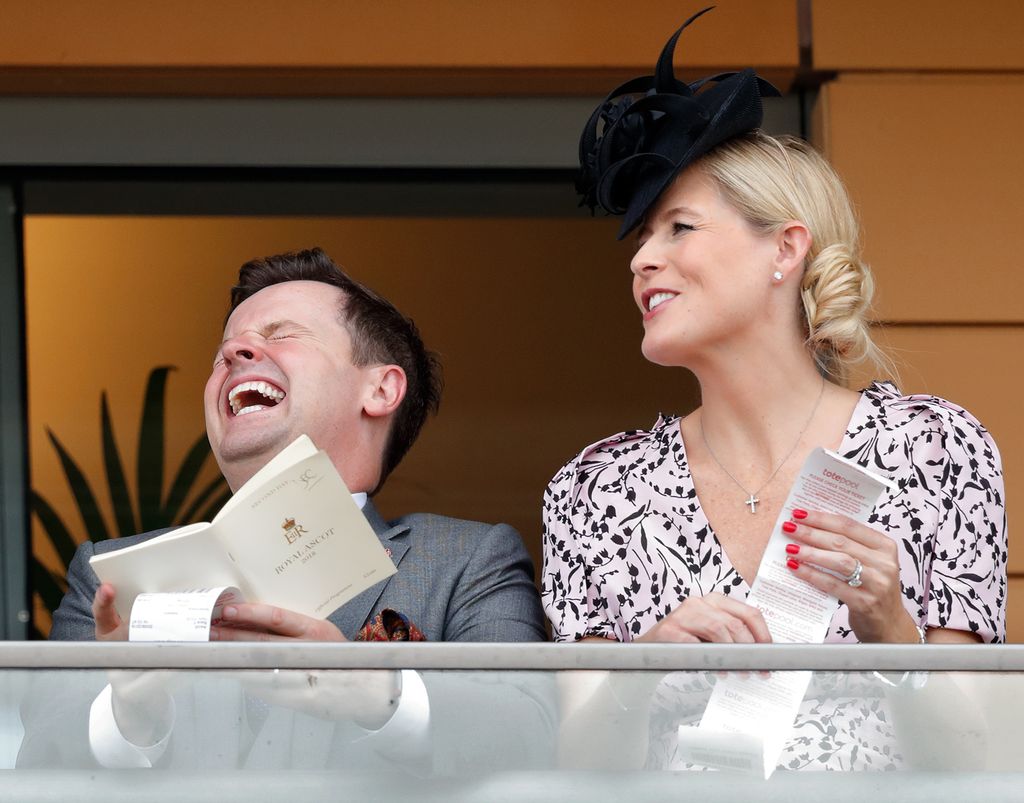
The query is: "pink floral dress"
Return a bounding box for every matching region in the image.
[542,382,1006,770]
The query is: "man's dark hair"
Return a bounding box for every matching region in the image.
[229,247,442,492]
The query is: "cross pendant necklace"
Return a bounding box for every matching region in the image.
[699,376,826,514]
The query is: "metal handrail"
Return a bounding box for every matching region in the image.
[1,641,1022,671]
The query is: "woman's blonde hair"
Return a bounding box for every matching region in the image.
[697,131,889,385]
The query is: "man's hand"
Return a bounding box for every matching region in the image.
[93,582,129,641]
[209,603,347,642]
[211,603,405,728]
[90,583,177,747]
[239,669,403,728]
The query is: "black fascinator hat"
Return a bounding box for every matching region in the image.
[577,6,781,239]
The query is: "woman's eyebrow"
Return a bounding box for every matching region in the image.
[637,205,702,243]
[660,205,701,219]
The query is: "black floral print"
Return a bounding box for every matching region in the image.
[543,382,1005,644]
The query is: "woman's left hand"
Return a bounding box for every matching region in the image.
[782,509,920,643]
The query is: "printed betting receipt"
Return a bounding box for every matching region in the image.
[677,448,894,778]
[129,586,243,642]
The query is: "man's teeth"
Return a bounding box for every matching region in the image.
[228,380,285,415]
[648,292,678,311]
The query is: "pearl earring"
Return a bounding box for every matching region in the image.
[772,271,784,282]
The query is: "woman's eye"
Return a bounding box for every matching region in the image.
[672,221,695,235]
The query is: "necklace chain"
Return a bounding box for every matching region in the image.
[699,376,826,514]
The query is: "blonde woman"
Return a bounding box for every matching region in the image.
[543,10,1006,770]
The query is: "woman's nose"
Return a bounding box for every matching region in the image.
[630,239,665,277]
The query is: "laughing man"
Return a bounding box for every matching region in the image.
[22,247,547,769]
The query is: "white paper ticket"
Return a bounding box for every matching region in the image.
[128,586,243,642]
[680,448,894,778]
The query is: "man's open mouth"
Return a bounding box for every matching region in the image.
[227,380,286,416]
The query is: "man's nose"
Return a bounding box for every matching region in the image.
[220,335,263,364]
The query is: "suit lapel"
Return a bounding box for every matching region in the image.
[327,499,411,639]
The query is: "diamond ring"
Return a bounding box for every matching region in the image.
[845,560,863,588]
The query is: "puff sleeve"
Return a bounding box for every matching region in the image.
[541,454,618,642]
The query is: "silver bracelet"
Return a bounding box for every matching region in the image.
[872,624,928,689]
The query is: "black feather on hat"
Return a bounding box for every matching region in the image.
[576,6,781,239]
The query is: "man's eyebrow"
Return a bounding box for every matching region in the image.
[213,319,309,356]
[260,320,291,337]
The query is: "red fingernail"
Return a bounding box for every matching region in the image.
[792,508,808,519]
[785,543,800,555]
[782,521,797,533]
[787,558,800,570]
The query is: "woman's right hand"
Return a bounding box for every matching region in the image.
[635,592,772,643]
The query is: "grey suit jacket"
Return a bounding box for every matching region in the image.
[48,500,546,642]
[19,503,553,771]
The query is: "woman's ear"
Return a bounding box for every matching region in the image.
[363,365,407,419]
[774,220,813,277]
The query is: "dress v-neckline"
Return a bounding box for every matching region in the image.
[669,384,877,596]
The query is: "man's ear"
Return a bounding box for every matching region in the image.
[363,365,406,419]
[773,220,813,278]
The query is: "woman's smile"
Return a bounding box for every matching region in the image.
[641,289,681,320]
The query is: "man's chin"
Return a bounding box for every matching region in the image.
[213,428,292,476]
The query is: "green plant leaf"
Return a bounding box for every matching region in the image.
[163,431,214,524]
[33,365,222,627]
[45,429,110,543]
[179,471,229,528]
[198,486,233,524]
[137,366,171,532]
[101,391,137,537]
[30,556,67,617]
[29,490,80,567]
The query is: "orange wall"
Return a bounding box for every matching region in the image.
[813,1,1024,71]
[817,74,1024,323]
[0,1,798,94]
[1,1,797,68]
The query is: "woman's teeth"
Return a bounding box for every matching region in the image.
[648,292,677,311]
